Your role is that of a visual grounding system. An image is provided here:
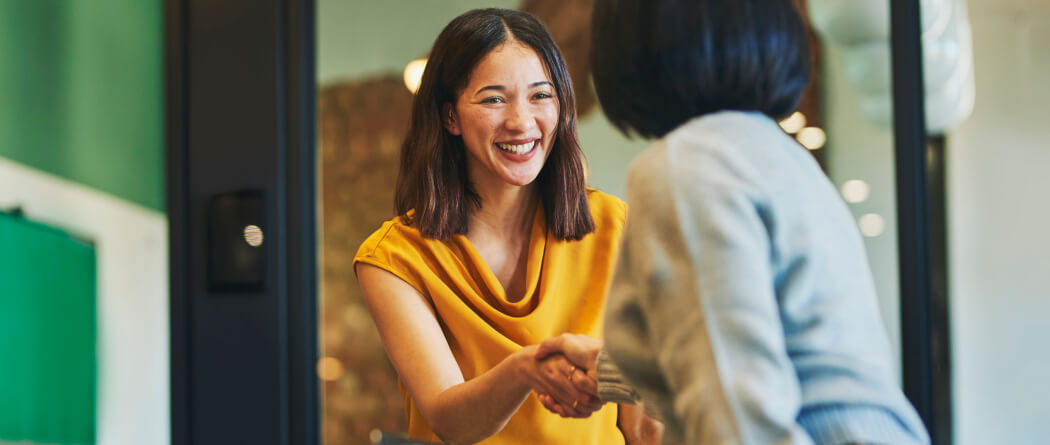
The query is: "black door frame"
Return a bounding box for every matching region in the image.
[891,0,952,443]
[166,1,948,444]
[166,0,318,444]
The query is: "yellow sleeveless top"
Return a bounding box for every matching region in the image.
[354,189,627,445]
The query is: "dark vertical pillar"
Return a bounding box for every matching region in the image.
[167,1,318,444]
[890,0,952,443]
[926,134,954,444]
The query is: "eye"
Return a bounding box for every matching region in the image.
[532,92,553,100]
[480,96,505,104]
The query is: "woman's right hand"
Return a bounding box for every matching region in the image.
[535,333,603,371]
[517,345,603,418]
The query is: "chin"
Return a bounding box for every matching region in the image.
[503,172,542,187]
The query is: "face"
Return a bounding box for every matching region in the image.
[445,41,560,189]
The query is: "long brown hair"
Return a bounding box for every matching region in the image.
[394,8,594,241]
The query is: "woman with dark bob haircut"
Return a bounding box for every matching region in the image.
[354,8,659,445]
[534,0,931,444]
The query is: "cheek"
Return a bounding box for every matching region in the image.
[539,104,561,134]
[461,112,497,139]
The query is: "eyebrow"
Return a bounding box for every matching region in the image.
[473,81,554,96]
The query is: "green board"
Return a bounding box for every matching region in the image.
[0,211,96,444]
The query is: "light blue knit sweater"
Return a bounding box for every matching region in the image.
[601,111,930,445]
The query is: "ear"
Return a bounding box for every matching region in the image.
[443,104,461,135]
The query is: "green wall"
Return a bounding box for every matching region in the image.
[0,0,164,212]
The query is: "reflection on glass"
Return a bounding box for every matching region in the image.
[840,179,871,203]
[858,213,886,238]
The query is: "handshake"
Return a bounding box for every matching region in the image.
[526,333,606,418]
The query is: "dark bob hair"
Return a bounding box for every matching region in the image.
[591,0,811,139]
[394,8,594,241]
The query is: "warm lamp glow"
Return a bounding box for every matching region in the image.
[403,58,427,94]
[796,126,827,150]
[858,213,885,237]
[779,111,807,134]
[840,180,871,203]
[317,357,345,381]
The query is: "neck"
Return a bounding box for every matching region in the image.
[470,183,539,238]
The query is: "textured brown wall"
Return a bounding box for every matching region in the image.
[521,0,597,117]
[319,76,412,445]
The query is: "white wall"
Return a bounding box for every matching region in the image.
[823,0,1050,442]
[948,0,1050,443]
[0,158,169,445]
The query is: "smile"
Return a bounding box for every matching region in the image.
[496,140,538,155]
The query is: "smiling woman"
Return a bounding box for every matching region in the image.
[393,7,593,242]
[446,42,559,190]
[350,8,658,445]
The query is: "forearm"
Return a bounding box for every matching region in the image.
[424,349,533,444]
[618,403,664,445]
[596,349,642,405]
[358,265,548,443]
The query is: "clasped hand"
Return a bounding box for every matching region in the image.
[528,333,604,418]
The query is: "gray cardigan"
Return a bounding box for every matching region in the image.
[599,111,930,445]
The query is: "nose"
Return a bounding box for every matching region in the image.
[504,100,538,133]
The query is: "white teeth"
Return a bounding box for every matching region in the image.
[497,141,536,155]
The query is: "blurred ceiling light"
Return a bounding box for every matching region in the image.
[779,111,807,134]
[858,213,885,237]
[317,357,345,381]
[840,179,871,203]
[403,58,427,94]
[796,126,827,150]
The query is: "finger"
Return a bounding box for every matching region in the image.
[541,356,585,408]
[571,368,599,397]
[565,398,595,418]
[569,383,602,414]
[545,385,586,417]
[537,394,559,415]
[575,392,600,408]
[534,335,566,360]
[560,334,602,369]
[540,394,571,418]
[541,357,603,417]
[578,397,604,414]
[534,368,576,414]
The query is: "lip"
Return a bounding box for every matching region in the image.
[494,139,540,162]
[497,138,539,145]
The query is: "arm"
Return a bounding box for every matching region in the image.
[610,148,811,444]
[356,263,597,444]
[617,403,665,445]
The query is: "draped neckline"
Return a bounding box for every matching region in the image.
[450,203,548,315]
